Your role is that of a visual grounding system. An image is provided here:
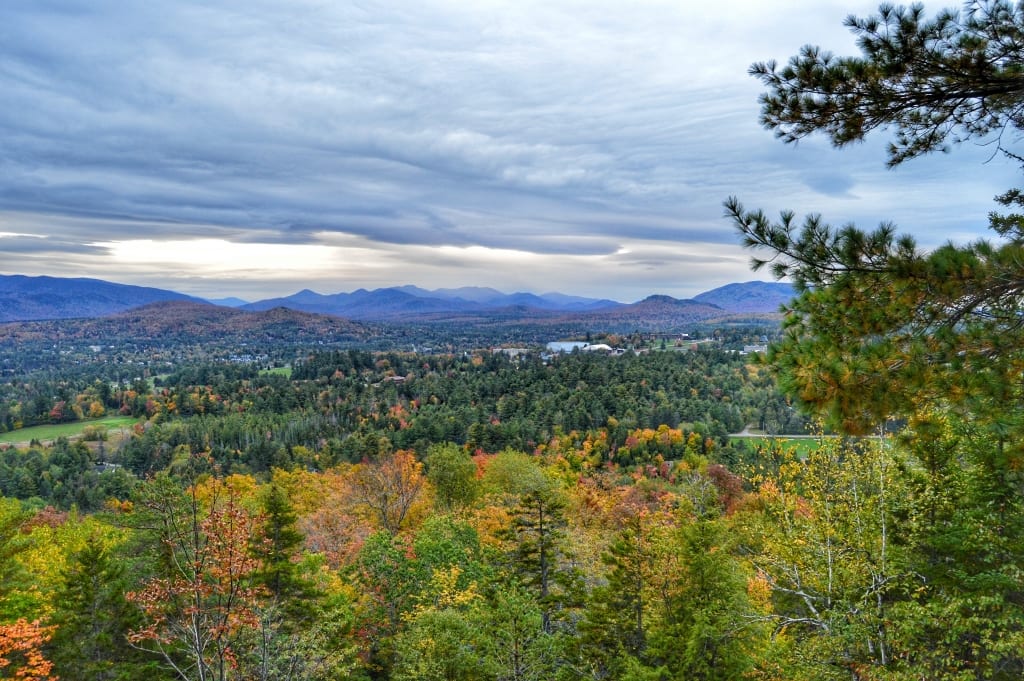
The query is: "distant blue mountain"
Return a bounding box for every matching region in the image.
[243,286,624,320]
[393,285,621,311]
[0,275,792,324]
[393,285,504,304]
[205,296,249,308]
[0,274,203,322]
[537,291,622,311]
[241,288,453,318]
[692,281,795,314]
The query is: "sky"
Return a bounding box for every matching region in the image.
[0,0,1018,303]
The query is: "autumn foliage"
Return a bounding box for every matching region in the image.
[0,619,55,681]
[127,476,265,680]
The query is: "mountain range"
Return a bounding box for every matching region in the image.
[0,274,794,324]
[239,285,623,319]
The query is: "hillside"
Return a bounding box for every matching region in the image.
[0,301,374,346]
[556,295,728,331]
[692,280,795,314]
[0,274,203,322]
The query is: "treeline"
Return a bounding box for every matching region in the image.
[104,349,805,480]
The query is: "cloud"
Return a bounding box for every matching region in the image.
[0,233,108,256]
[802,172,857,198]
[0,0,1017,300]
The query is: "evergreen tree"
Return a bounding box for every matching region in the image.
[729,0,1024,436]
[579,509,668,677]
[728,4,1024,675]
[751,0,1024,167]
[645,483,758,681]
[493,462,582,636]
[253,483,306,603]
[0,498,31,621]
[48,541,158,681]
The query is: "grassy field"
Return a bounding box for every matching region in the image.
[730,435,827,457]
[259,366,292,378]
[0,416,138,445]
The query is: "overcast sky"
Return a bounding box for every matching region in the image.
[0,0,1017,303]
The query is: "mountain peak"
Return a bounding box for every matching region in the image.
[692,281,794,314]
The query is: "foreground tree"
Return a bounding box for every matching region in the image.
[487,451,581,635]
[0,498,37,622]
[49,539,155,680]
[127,474,265,681]
[728,1,1024,677]
[729,0,1024,437]
[736,438,908,680]
[752,0,1024,167]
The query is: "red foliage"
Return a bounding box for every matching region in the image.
[127,481,265,677]
[22,506,68,532]
[705,464,746,515]
[471,451,495,480]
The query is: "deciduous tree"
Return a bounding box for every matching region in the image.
[127,474,265,681]
[351,450,426,535]
[424,443,478,512]
[0,619,55,681]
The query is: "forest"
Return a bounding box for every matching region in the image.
[0,338,989,681]
[4,1,1024,679]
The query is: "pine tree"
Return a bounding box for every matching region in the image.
[500,483,582,635]
[48,541,156,681]
[751,1,1024,167]
[728,0,1024,439]
[579,509,667,677]
[728,4,1024,676]
[253,484,306,603]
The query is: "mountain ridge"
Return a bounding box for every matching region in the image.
[0,274,205,322]
[0,300,374,346]
[0,274,794,323]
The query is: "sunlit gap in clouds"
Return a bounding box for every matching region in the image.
[102,238,338,277]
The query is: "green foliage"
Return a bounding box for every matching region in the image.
[579,509,669,678]
[646,516,758,681]
[482,449,555,499]
[424,443,478,512]
[253,483,308,604]
[736,438,908,679]
[393,607,493,681]
[48,540,156,681]
[728,2,1024,677]
[0,498,31,621]
[472,583,563,681]
[751,0,1024,167]
[352,519,491,678]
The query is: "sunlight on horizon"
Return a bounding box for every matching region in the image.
[102,238,339,276]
